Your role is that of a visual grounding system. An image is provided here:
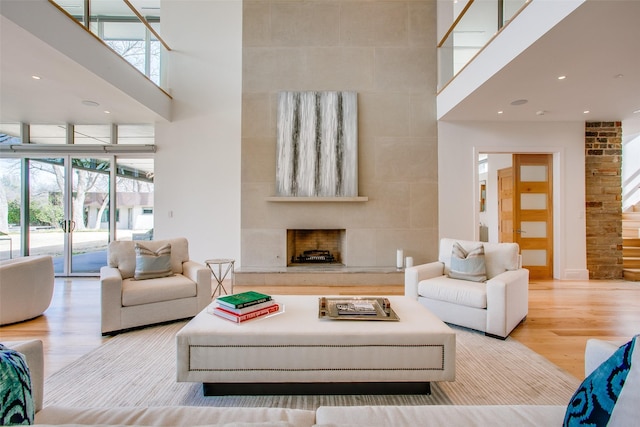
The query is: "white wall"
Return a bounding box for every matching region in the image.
[623,133,640,210]
[438,121,588,279]
[154,0,242,264]
[485,153,512,243]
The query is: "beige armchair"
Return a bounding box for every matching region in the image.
[0,255,54,325]
[100,237,211,335]
[405,238,529,339]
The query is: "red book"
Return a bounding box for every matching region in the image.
[213,303,280,323]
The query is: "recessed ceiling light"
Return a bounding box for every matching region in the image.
[31,75,41,80]
[634,109,640,114]
[103,110,111,114]
[557,75,567,80]
[81,100,99,107]
[583,110,590,114]
[510,99,528,106]
[614,74,624,79]
[536,110,546,116]
[497,111,504,115]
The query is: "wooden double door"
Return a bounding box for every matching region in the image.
[498,154,553,279]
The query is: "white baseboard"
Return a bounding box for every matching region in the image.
[562,269,590,280]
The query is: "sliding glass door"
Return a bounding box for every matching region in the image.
[0,156,155,274]
[27,158,65,273]
[69,157,110,274]
[21,157,111,275]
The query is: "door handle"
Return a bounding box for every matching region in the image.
[515,229,525,234]
[70,220,76,232]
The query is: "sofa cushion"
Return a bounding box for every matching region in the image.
[0,344,34,425]
[564,335,639,426]
[108,238,189,279]
[315,405,567,427]
[35,406,316,427]
[448,241,487,282]
[418,277,487,309]
[134,243,172,280]
[122,274,197,307]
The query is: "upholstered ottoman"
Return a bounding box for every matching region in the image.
[176,295,455,395]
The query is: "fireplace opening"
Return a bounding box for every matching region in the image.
[287,229,345,266]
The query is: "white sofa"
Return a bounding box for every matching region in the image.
[315,337,640,427]
[100,237,211,335]
[0,255,54,325]
[2,338,637,426]
[405,238,529,339]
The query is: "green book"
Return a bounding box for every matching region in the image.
[216,291,272,309]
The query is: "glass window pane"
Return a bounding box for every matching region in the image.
[0,158,21,260]
[117,124,155,145]
[70,157,110,274]
[28,158,65,274]
[115,157,154,241]
[0,124,22,143]
[521,221,547,238]
[520,165,547,182]
[521,193,547,210]
[30,125,67,144]
[74,125,111,145]
[522,249,547,266]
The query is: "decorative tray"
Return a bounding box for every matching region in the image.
[318,297,400,321]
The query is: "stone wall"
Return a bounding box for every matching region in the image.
[241,1,438,268]
[585,121,623,279]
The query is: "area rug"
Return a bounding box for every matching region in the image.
[43,321,580,410]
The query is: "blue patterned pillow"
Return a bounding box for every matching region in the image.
[0,344,34,425]
[564,335,638,426]
[134,243,172,280]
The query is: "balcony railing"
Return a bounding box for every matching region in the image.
[438,0,530,91]
[49,0,169,90]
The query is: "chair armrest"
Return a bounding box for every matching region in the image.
[100,266,124,334]
[183,260,212,310]
[4,340,44,413]
[404,262,445,299]
[485,269,529,338]
[585,339,625,377]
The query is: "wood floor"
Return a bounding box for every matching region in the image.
[0,278,638,380]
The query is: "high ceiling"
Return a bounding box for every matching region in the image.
[438,0,640,136]
[1,0,639,136]
[0,0,166,128]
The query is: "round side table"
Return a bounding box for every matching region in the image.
[205,258,235,297]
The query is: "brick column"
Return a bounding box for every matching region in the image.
[585,121,623,279]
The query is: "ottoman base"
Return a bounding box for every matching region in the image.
[203,381,431,396]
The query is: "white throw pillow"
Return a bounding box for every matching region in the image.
[134,243,172,280]
[448,241,487,282]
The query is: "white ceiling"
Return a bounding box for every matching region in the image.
[438,0,640,136]
[1,0,639,136]
[0,0,166,128]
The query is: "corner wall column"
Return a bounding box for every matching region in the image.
[585,121,623,279]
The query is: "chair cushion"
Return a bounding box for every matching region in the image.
[439,238,520,279]
[122,274,197,307]
[564,335,639,426]
[134,243,172,280]
[448,241,487,282]
[0,344,34,425]
[108,238,189,279]
[418,277,487,309]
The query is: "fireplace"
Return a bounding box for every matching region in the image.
[287,229,345,266]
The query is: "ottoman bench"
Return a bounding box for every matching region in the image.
[176,295,455,395]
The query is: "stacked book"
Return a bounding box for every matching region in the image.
[212,291,279,323]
